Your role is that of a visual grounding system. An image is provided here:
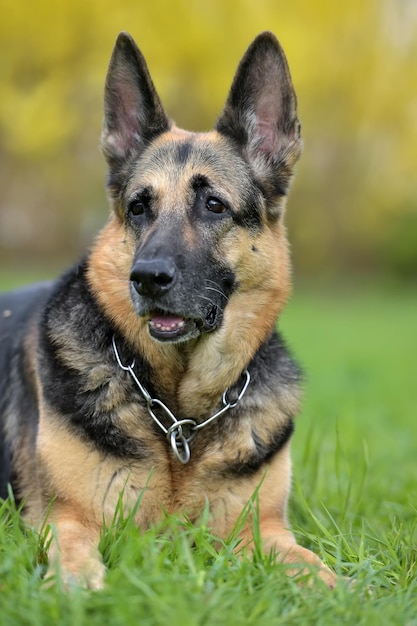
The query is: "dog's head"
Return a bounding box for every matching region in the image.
[98,32,302,346]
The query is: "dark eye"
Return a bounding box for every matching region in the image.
[128,200,145,216]
[128,192,150,217]
[206,197,227,214]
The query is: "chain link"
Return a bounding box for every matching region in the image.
[112,335,251,464]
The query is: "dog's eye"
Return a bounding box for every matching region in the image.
[128,192,151,217]
[206,197,227,214]
[128,200,146,216]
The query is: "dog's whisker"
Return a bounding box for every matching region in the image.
[198,294,218,307]
[205,286,229,301]
[205,279,224,289]
[204,280,229,300]
[0,29,338,592]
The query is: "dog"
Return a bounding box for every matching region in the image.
[0,31,337,589]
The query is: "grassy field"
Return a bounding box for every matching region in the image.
[0,277,416,625]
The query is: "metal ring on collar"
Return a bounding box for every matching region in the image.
[169,430,191,464]
[222,369,251,408]
[166,419,197,441]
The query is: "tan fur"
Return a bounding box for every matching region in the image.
[72,127,336,588]
[87,216,186,400]
[36,390,335,588]
[88,130,292,412]
[35,396,304,588]
[5,33,338,590]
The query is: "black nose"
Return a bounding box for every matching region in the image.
[130,259,177,297]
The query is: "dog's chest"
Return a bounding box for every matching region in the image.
[93,375,294,529]
[97,416,258,525]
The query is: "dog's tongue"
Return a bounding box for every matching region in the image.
[149,313,186,332]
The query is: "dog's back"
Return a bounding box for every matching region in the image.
[0,32,338,590]
[0,282,52,498]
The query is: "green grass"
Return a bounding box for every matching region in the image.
[1,279,416,625]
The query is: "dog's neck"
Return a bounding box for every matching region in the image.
[87,217,289,416]
[115,286,284,418]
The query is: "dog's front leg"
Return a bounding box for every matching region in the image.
[248,521,337,588]
[45,501,105,590]
[238,444,338,588]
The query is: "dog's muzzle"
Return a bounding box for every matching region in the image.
[130,257,230,343]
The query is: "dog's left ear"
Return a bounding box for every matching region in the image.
[216,32,302,197]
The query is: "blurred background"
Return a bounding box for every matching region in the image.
[0,0,416,553]
[0,0,416,283]
[1,1,415,564]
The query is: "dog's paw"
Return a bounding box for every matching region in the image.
[44,558,106,591]
[76,559,106,591]
[315,564,339,589]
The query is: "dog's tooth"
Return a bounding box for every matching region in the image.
[150,316,186,332]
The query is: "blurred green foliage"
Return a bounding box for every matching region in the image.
[0,0,416,278]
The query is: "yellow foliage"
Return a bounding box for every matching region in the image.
[0,0,416,275]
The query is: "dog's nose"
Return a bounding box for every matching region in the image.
[130,259,177,297]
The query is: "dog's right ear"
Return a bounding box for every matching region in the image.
[101,33,170,195]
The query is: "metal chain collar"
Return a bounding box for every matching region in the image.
[112,335,251,464]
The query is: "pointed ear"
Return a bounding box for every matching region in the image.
[101,32,170,195]
[216,32,302,197]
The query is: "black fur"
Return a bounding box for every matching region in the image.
[0,33,308,591]
[0,32,343,592]
[0,263,301,495]
[0,30,304,500]
[38,264,153,459]
[175,141,193,165]
[0,283,52,498]
[226,420,294,478]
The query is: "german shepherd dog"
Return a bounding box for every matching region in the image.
[0,32,337,589]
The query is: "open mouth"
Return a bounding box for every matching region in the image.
[148,312,196,342]
[148,306,220,343]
